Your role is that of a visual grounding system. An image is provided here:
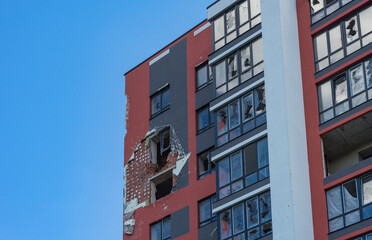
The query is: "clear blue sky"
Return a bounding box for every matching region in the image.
[0,0,214,239]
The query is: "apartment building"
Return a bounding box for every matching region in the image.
[123,0,372,239]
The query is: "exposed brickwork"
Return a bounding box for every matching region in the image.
[125,137,179,205]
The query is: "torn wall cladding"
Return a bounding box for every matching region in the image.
[123,126,190,235]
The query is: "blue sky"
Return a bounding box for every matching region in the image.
[0,0,214,239]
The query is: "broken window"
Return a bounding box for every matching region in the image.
[317,56,372,124]
[198,195,216,227]
[226,9,236,43]
[326,172,372,232]
[151,87,170,116]
[198,150,215,179]
[220,209,232,239]
[213,36,264,96]
[218,137,269,199]
[151,217,171,240]
[216,85,266,146]
[151,170,173,201]
[150,128,171,171]
[219,191,272,239]
[309,0,354,24]
[351,232,372,240]
[196,63,208,90]
[313,5,372,72]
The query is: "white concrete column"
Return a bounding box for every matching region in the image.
[260,0,314,239]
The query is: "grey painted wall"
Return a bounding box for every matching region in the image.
[150,39,189,153]
[171,206,190,239]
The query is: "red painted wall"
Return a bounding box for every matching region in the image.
[123,20,215,240]
[296,0,372,239]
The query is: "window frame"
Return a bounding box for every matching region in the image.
[212,0,262,51]
[326,172,372,233]
[310,0,354,24]
[317,56,372,124]
[197,105,215,134]
[218,191,272,240]
[215,84,266,147]
[196,62,213,91]
[217,137,269,199]
[313,5,372,72]
[197,149,216,179]
[150,217,171,240]
[214,37,264,97]
[151,87,170,117]
[198,195,217,227]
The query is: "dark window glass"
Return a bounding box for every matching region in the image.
[199,195,217,227]
[151,87,170,116]
[198,150,215,178]
[197,105,214,134]
[151,218,171,240]
[196,64,208,89]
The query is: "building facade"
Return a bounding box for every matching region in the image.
[123,0,372,239]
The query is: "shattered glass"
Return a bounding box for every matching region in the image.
[151,94,161,115]
[350,64,365,96]
[241,45,251,72]
[364,59,372,88]
[198,151,209,176]
[326,187,342,219]
[310,0,324,13]
[233,204,245,234]
[229,100,240,129]
[228,54,238,79]
[363,175,372,205]
[345,16,359,44]
[242,92,254,121]
[247,227,260,240]
[261,221,272,236]
[334,76,348,104]
[247,197,259,228]
[343,180,359,211]
[220,210,232,239]
[217,107,228,135]
[259,192,271,223]
[254,86,266,115]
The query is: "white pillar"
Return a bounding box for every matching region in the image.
[261,0,314,239]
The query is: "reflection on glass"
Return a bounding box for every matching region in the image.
[359,7,372,36]
[319,81,333,111]
[151,223,161,240]
[197,108,209,132]
[329,25,342,52]
[257,138,269,168]
[197,65,208,89]
[226,9,236,33]
[216,61,226,87]
[233,204,245,234]
[231,152,243,181]
[365,59,372,88]
[350,64,365,96]
[199,198,211,223]
[219,157,230,186]
[252,38,263,65]
[151,94,161,115]
[229,101,240,129]
[315,32,328,60]
[363,175,372,205]
[214,16,224,41]
[239,1,249,24]
[250,0,261,18]
[163,219,171,238]
[335,76,348,104]
[326,187,342,219]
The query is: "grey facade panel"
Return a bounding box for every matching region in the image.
[173,160,189,191]
[196,127,215,155]
[195,83,214,110]
[213,178,270,211]
[149,39,189,153]
[198,221,218,240]
[171,206,190,239]
[328,218,372,240]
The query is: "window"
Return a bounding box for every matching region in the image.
[197,106,214,133]
[198,150,215,179]
[216,85,266,146]
[199,195,217,227]
[218,137,269,199]
[151,128,171,171]
[196,63,213,90]
[151,87,170,116]
[313,5,372,72]
[310,0,355,24]
[326,172,372,232]
[219,191,272,240]
[151,170,173,201]
[215,37,264,96]
[151,217,171,240]
[352,232,372,240]
[213,0,261,50]
[317,56,372,123]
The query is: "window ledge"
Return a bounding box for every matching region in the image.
[148,165,176,182]
[150,106,170,120]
